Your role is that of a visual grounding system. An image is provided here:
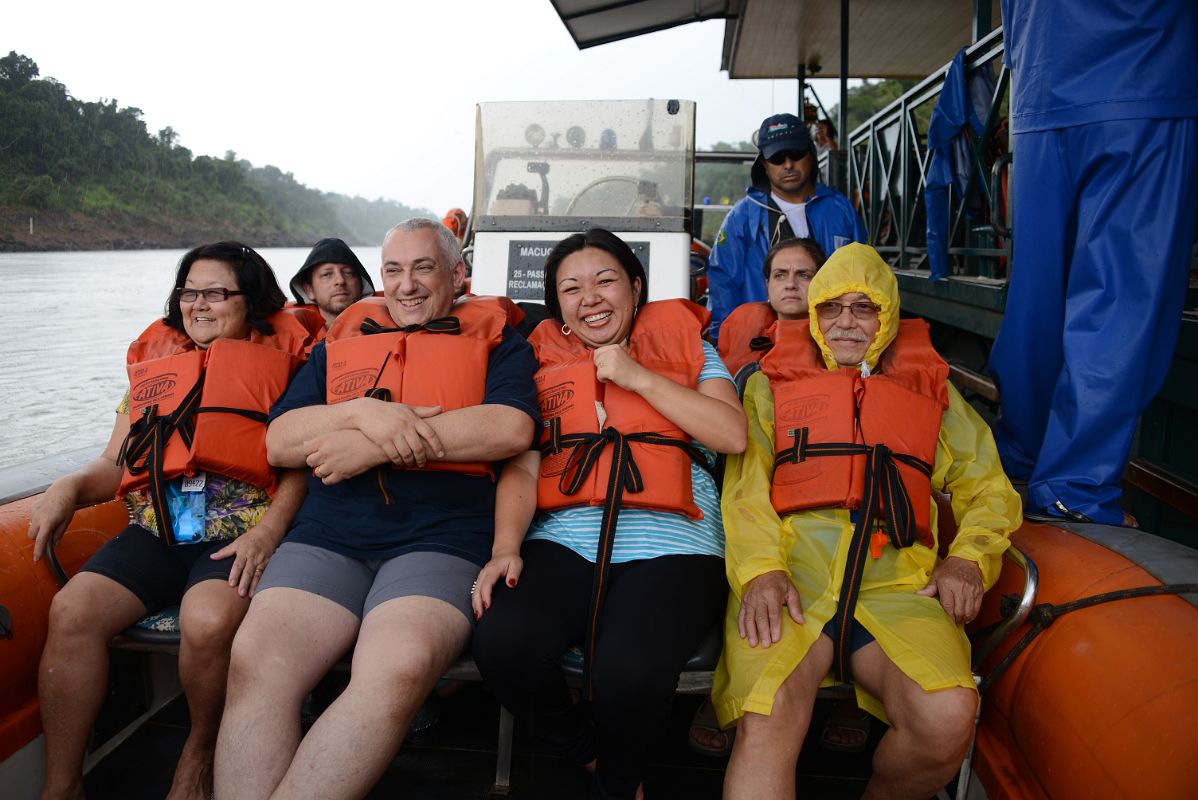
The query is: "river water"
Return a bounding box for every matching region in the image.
[0,246,380,471]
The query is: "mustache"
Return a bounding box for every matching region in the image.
[826,331,870,343]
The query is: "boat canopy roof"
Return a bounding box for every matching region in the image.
[550,0,733,50]
[550,0,996,79]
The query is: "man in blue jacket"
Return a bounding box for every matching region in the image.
[708,113,866,342]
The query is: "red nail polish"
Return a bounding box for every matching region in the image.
[507,578,516,587]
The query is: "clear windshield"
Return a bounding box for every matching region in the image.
[473,99,695,230]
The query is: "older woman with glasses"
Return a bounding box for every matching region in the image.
[28,242,317,800]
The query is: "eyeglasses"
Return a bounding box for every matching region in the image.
[765,148,810,166]
[815,301,880,321]
[174,287,246,303]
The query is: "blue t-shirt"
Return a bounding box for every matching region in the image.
[268,327,540,566]
[527,341,733,563]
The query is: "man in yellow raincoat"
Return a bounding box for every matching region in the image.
[715,243,1021,799]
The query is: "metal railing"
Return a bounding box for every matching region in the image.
[834,27,1011,307]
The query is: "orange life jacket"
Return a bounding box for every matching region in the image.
[530,298,714,702]
[762,318,949,549]
[467,292,525,330]
[529,299,711,520]
[283,303,329,347]
[717,302,777,376]
[763,317,948,683]
[118,310,315,544]
[323,295,509,478]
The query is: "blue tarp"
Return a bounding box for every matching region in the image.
[924,48,993,281]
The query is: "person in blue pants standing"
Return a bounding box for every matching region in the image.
[989,0,1198,526]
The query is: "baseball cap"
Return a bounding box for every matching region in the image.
[757,113,814,160]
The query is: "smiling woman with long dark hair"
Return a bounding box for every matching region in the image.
[471,228,747,799]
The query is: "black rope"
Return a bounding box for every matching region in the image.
[118,378,273,547]
[542,418,712,700]
[193,406,268,423]
[978,582,1198,693]
[118,377,205,546]
[749,336,773,353]
[359,315,461,336]
[358,315,461,401]
[774,428,932,681]
[773,430,931,552]
[365,351,394,402]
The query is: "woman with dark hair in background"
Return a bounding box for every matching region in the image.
[472,228,746,799]
[716,237,827,378]
[28,242,316,800]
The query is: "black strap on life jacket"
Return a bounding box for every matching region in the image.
[359,315,461,336]
[357,314,463,498]
[119,379,204,547]
[749,336,774,353]
[119,375,269,547]
[358,315,461,402]
[542,416,713,701]
[774,429,932,682]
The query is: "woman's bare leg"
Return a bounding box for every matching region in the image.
[167,579,250,800]
[38,573,146,800]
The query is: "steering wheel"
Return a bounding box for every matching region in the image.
[565,176,643,216]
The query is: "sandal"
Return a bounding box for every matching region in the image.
[819,700,871,753]
[687,697,735,757]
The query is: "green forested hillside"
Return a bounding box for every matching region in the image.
[0,52,433,250]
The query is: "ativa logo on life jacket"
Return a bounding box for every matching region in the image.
[132,374,178,404]
[538,381,576,415]
[778,395,830,423]
[330,369,379,398]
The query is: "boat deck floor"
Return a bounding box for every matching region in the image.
[84,684,878,798]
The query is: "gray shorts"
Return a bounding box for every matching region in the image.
[257,542,476,623]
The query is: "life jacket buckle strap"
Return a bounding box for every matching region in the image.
[774,426,809,468]
[360,315,462,336]
[749,336,773,353]
[543,425,710,702]
[541,416,565,455]
[117,376,206,547]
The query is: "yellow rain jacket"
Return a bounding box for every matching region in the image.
[713,244,1021,726]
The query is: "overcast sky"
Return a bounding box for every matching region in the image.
[4,0,851,214]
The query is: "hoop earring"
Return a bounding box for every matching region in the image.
[561,323,572,336]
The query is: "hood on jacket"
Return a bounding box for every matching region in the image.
[749,156,773,195]
[806,243,899,372]
[289,238,375,305]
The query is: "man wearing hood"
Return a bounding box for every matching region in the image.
[714,244,1020,799]
[707,113,866,343]
[290,237,375,326]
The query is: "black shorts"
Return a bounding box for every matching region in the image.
[79,525,235,613]
[822,616,876,655]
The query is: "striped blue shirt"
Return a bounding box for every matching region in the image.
[527,341,732,563]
